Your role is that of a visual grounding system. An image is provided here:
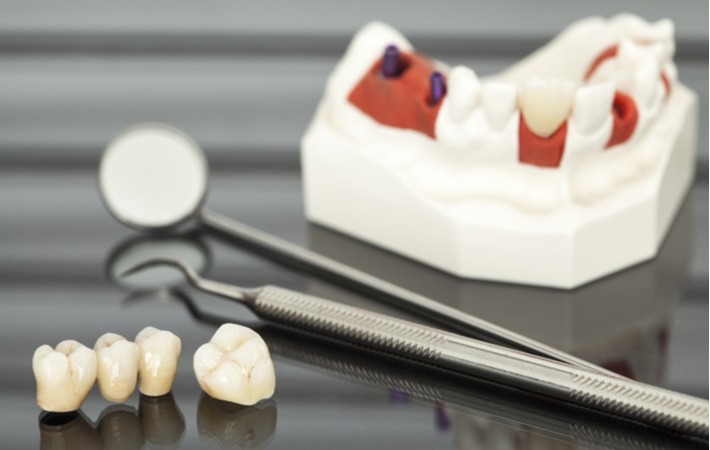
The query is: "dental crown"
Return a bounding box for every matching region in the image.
[301,15,697,288]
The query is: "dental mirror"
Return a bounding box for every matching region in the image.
[97,124,620,377]
[99,124,207,231]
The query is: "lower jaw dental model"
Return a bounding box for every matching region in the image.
[301,14,697,288]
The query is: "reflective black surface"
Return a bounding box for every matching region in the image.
[0,169,707,449]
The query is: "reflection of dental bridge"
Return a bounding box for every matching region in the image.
[302,15,697,288]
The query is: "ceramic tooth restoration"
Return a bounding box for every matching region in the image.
[135,327,181,396]
[94,333,140,402]
[33,340,97,412]
[194,323,276,406]
[519,77,576,137]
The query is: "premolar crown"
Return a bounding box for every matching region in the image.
[135,327,181,397]
[94,333,140,403]
[520,77,576,137]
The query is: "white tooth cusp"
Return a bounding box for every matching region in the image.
[194,324,276,406]
[571,82,615,134]
[446,66,480,123]
[135,327,181,397]
[519,77,576,137]
[94,333,140,402]
[33,340,98,412]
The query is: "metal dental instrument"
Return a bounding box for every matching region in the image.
[122,258,709,438]
[99,124,613,377]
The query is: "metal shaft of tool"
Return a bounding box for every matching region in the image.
[200,208,620,378]
[245,285,708,438]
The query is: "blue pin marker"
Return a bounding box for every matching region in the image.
[382,45,400,78]
[429,71,446,105]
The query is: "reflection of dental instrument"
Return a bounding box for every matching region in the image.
[98,124,620,377]
[122,258,708,438]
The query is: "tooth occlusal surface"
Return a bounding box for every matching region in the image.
[520,77,576,138]
[571,82,615,134]
[447,66,480,123]
[135,327,181,397]
[194,324,276,406]
[33,340,97,412]
[94,333,140,402]
[481,82,517,132]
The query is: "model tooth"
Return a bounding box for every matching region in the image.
[633,57,661,107]
[194,324,276,406]
[519,77,575,138]
[94,333,140,402]
[33,340,97,412]
[627,18,674,43]
[617,38,644,68]
[481,82,517,131]
[570,82,615,134]
[135,327,181,397]
[447,66,480,122]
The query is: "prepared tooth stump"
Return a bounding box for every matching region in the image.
[301,15,697,288]
[194,324,275,406]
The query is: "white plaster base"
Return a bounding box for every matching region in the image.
[301,85,696,289]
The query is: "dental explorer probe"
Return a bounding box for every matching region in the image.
[123,258,709,438]
[99,124,619,378]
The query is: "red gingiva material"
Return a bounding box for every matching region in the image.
[518,117,568,168]
[348,51,444,139]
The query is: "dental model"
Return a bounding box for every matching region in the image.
[194,324,276,406]
[301,15,697,288]
[94,333,140,402]
[135,327,182,397]
[33,340,98,412]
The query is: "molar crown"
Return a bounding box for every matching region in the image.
[33,340,98,412]
[193,324,276,406]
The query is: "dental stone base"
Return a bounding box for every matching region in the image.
[301,85,696,289]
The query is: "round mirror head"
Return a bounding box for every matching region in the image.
[99,124,208,231]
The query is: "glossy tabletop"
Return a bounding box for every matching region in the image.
[0,168,707,449]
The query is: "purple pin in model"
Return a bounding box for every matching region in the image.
[382,45,400,78]
[429,71,446,105]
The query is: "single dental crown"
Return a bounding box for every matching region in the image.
[301,15,697,288]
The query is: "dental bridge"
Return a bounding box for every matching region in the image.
[100,124,708,439]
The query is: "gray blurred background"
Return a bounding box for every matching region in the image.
[0,0,706,171]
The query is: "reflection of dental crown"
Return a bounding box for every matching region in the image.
[301,15,697,288]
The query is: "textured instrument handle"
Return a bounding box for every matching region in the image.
[254,286,448,362]
[254,286,708,438]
